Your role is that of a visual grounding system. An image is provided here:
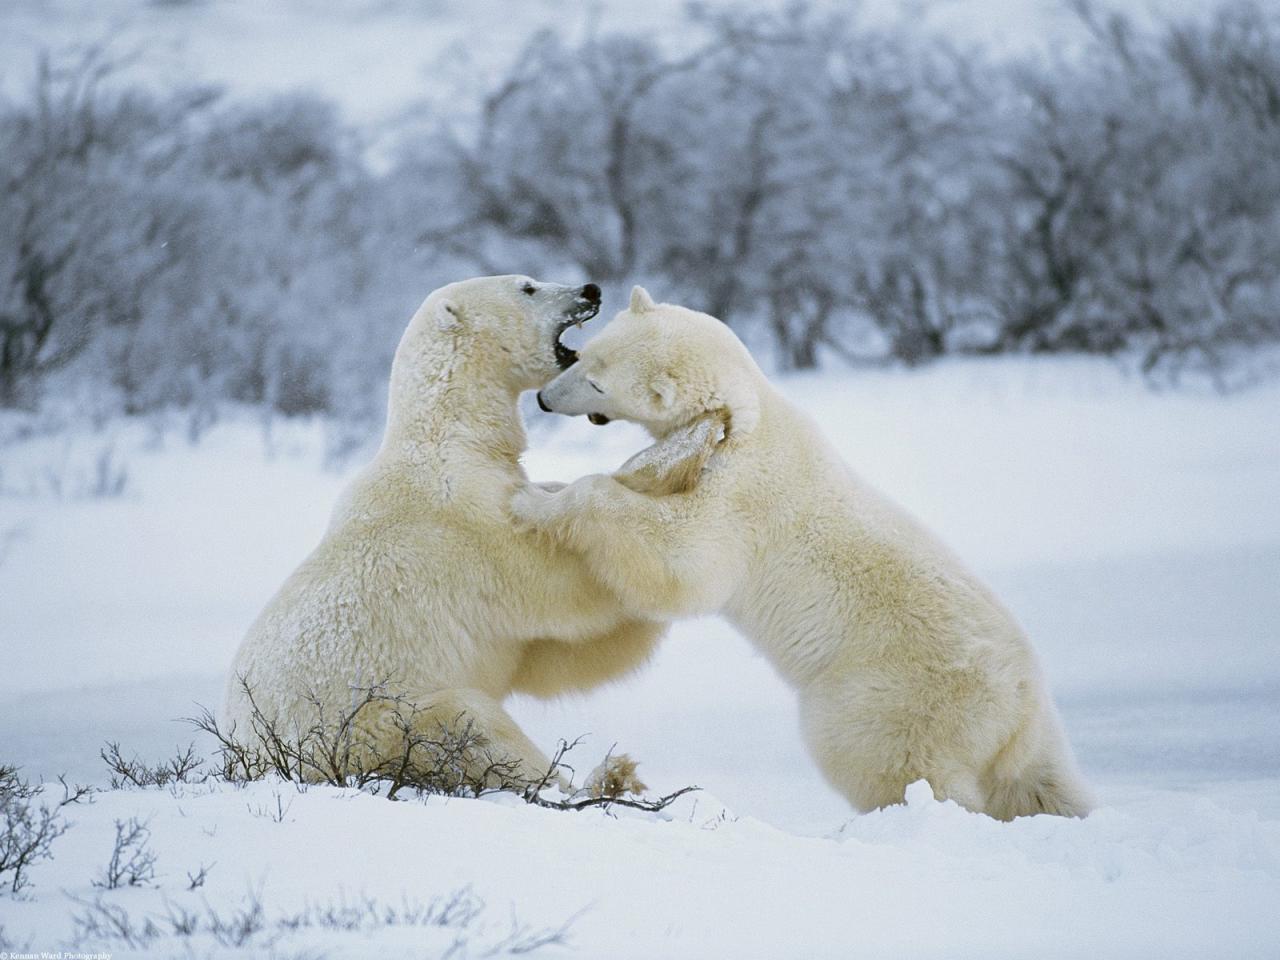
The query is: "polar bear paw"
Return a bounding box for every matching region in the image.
[584,752,648,799]
[512,475,611,531]
[510,482,560,531]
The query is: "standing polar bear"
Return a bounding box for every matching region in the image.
[513,286,1093,819]
[224,276,666,786]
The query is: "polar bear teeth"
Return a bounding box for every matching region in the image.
[554,303,599,368]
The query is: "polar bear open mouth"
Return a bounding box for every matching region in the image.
[553,300,600,370]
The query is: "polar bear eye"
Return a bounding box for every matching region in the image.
[521,283,537,296]
[588,379,604,394]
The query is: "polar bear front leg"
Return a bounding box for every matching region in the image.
[512,475,740,620]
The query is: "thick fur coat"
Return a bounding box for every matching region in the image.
[223,277,664,783]
[514,287,1093,819]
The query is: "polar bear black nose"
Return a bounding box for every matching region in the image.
[536,391,552,412]
[580,283,601,303]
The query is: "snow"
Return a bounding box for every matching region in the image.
[4,0,1278,950]
[2,357,1279,955]
[2,778,1278,958]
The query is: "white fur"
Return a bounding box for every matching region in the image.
[223,276,663,782]
[515,289,1093,819]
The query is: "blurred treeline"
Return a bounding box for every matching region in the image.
[3,0,1278,420]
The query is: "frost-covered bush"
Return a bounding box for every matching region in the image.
[186,679,695,812]
[67,885,575,956]
[3,1,1277,410]
[93,817,157,890]
[0,765,71,897]
[990,1,1280,378]
[446,0,1280,372]
[0,53,444,417]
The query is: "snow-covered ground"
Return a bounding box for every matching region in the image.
[4,3,1278,954]
[2,357,1279,956]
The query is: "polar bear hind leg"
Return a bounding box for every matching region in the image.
[981,707,1094,820]
[800,680,994,815]
[509,618,664,699]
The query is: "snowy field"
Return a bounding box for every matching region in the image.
[2,358,1279,957]
[3,0,1280,954]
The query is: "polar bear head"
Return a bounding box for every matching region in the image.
[536,286,762,438]
[404,275,601,392]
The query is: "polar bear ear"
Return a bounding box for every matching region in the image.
[435,299,462,331]
[629,285,657,313]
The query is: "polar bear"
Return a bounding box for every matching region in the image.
[512,286,1093,819]
[223,276,666,787]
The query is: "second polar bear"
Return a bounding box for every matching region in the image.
[513,286,1093,819]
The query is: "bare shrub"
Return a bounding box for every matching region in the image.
[87,442,128,497]
[187,677,697,812]
[204,887,265,948]
[0,924,31,951]
[6,2,1278,417]
[0,765,71,897]
[56,774,95,807]
[72,889,265,949]
[70,885,577,956]
[188,679,526,798]
[9,439,131,500]
[277,887,484,933]
[247,790,293,822]
[488,913,578,955]
[186,861,214,890]
[69,893,161,950]
[94,816,157,889]
[100,741,207,788]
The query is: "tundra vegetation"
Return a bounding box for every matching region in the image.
[2,679,695,902]
[2,0,1276,423]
